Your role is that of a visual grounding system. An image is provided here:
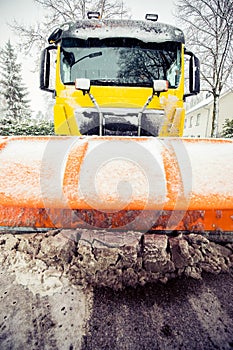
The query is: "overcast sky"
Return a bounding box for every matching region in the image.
[0,0,177,114]
[127,0,176,24]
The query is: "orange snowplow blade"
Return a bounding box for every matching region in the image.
[0,136,233,232]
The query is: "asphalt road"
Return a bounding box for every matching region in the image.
[83,270,233,350]
[0,268,232,350]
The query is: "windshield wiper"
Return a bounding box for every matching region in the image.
[71,51,102,67]
[64,79,153,87]
[91,79,118,85]
[91,79,153,87]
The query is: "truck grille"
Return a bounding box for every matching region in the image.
[74,108,165,136]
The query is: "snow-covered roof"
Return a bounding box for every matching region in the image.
[60,19,185,44]
[186,89,233,114]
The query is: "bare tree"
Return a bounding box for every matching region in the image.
[10,0,130,55]
[175,0,233,137]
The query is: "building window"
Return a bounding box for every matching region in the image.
[189,116,193,128]
[184,119,187,128]
[196,113,201,126]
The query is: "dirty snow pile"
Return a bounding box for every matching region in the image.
[0,230,232,290]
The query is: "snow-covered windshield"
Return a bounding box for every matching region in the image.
[60,38,181,88]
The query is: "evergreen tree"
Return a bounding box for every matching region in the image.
[221,119,233,138]
[0,40,54,135]
[0,40,31,121]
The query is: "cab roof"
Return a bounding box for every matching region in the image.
[59,19,185,44]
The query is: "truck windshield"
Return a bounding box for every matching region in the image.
[60,38,181,88]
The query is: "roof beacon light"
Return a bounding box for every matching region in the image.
[87,12,101,19]
[145,14,158,22]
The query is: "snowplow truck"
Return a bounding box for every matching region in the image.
[1,13,233,235]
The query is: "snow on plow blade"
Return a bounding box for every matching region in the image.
[0,136,233,232]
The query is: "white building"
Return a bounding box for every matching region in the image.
[183,89,233,138]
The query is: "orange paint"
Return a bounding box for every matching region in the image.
[0,206,233,232]
[1,136,233,232]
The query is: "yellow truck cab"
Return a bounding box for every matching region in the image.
[40,12,200,137]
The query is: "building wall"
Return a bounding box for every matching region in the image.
[183,90,233,138]
[218,92,233,134]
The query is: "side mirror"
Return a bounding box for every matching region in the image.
[184,49,200,98]
[40,46,57,94]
